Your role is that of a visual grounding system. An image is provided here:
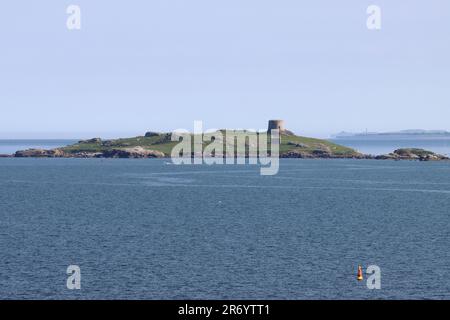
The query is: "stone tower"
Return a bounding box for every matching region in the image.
[268,120,285,132]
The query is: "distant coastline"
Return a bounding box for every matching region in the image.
[332,129,450,139]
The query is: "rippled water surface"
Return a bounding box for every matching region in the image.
[0,158,449,299]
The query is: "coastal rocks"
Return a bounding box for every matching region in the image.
[420,154,449,161]
[373,154,396,160]
[0,154,12,158]
[312,149,332,157]
[13,146,165,158]
[281,151,314,158]
[375,148,449,161]
[280,150,368,159]
[280,150,332,158]
[70,152,103,158]
[15,148,66,158]
[99,147,165,158]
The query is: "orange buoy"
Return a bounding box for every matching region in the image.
[357,265,363,281]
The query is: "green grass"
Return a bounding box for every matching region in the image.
[278,134,357,155]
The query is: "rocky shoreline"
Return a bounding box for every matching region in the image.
[13,146,165,159]
[4,147,449,161]
[281,148,449,161]
[373,148,449,161]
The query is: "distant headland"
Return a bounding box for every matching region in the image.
[1,121,449,161]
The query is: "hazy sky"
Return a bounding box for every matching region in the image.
[0,0,449,138]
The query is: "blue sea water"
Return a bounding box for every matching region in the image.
[0,158,449,299]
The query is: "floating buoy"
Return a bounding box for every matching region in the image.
[357,265,363,281]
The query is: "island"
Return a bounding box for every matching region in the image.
[12,132,363,159]
[7,120,450,161]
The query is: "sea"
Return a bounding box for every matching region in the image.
[0,138,449,299]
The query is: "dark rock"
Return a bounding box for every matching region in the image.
[145,131,160,137]
[312,149,331,157]
[375,154,396,160]
[281,151,313,158]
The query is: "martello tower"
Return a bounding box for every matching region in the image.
[267,120,285,132]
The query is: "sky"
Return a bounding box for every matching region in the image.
[0,0,449,138]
